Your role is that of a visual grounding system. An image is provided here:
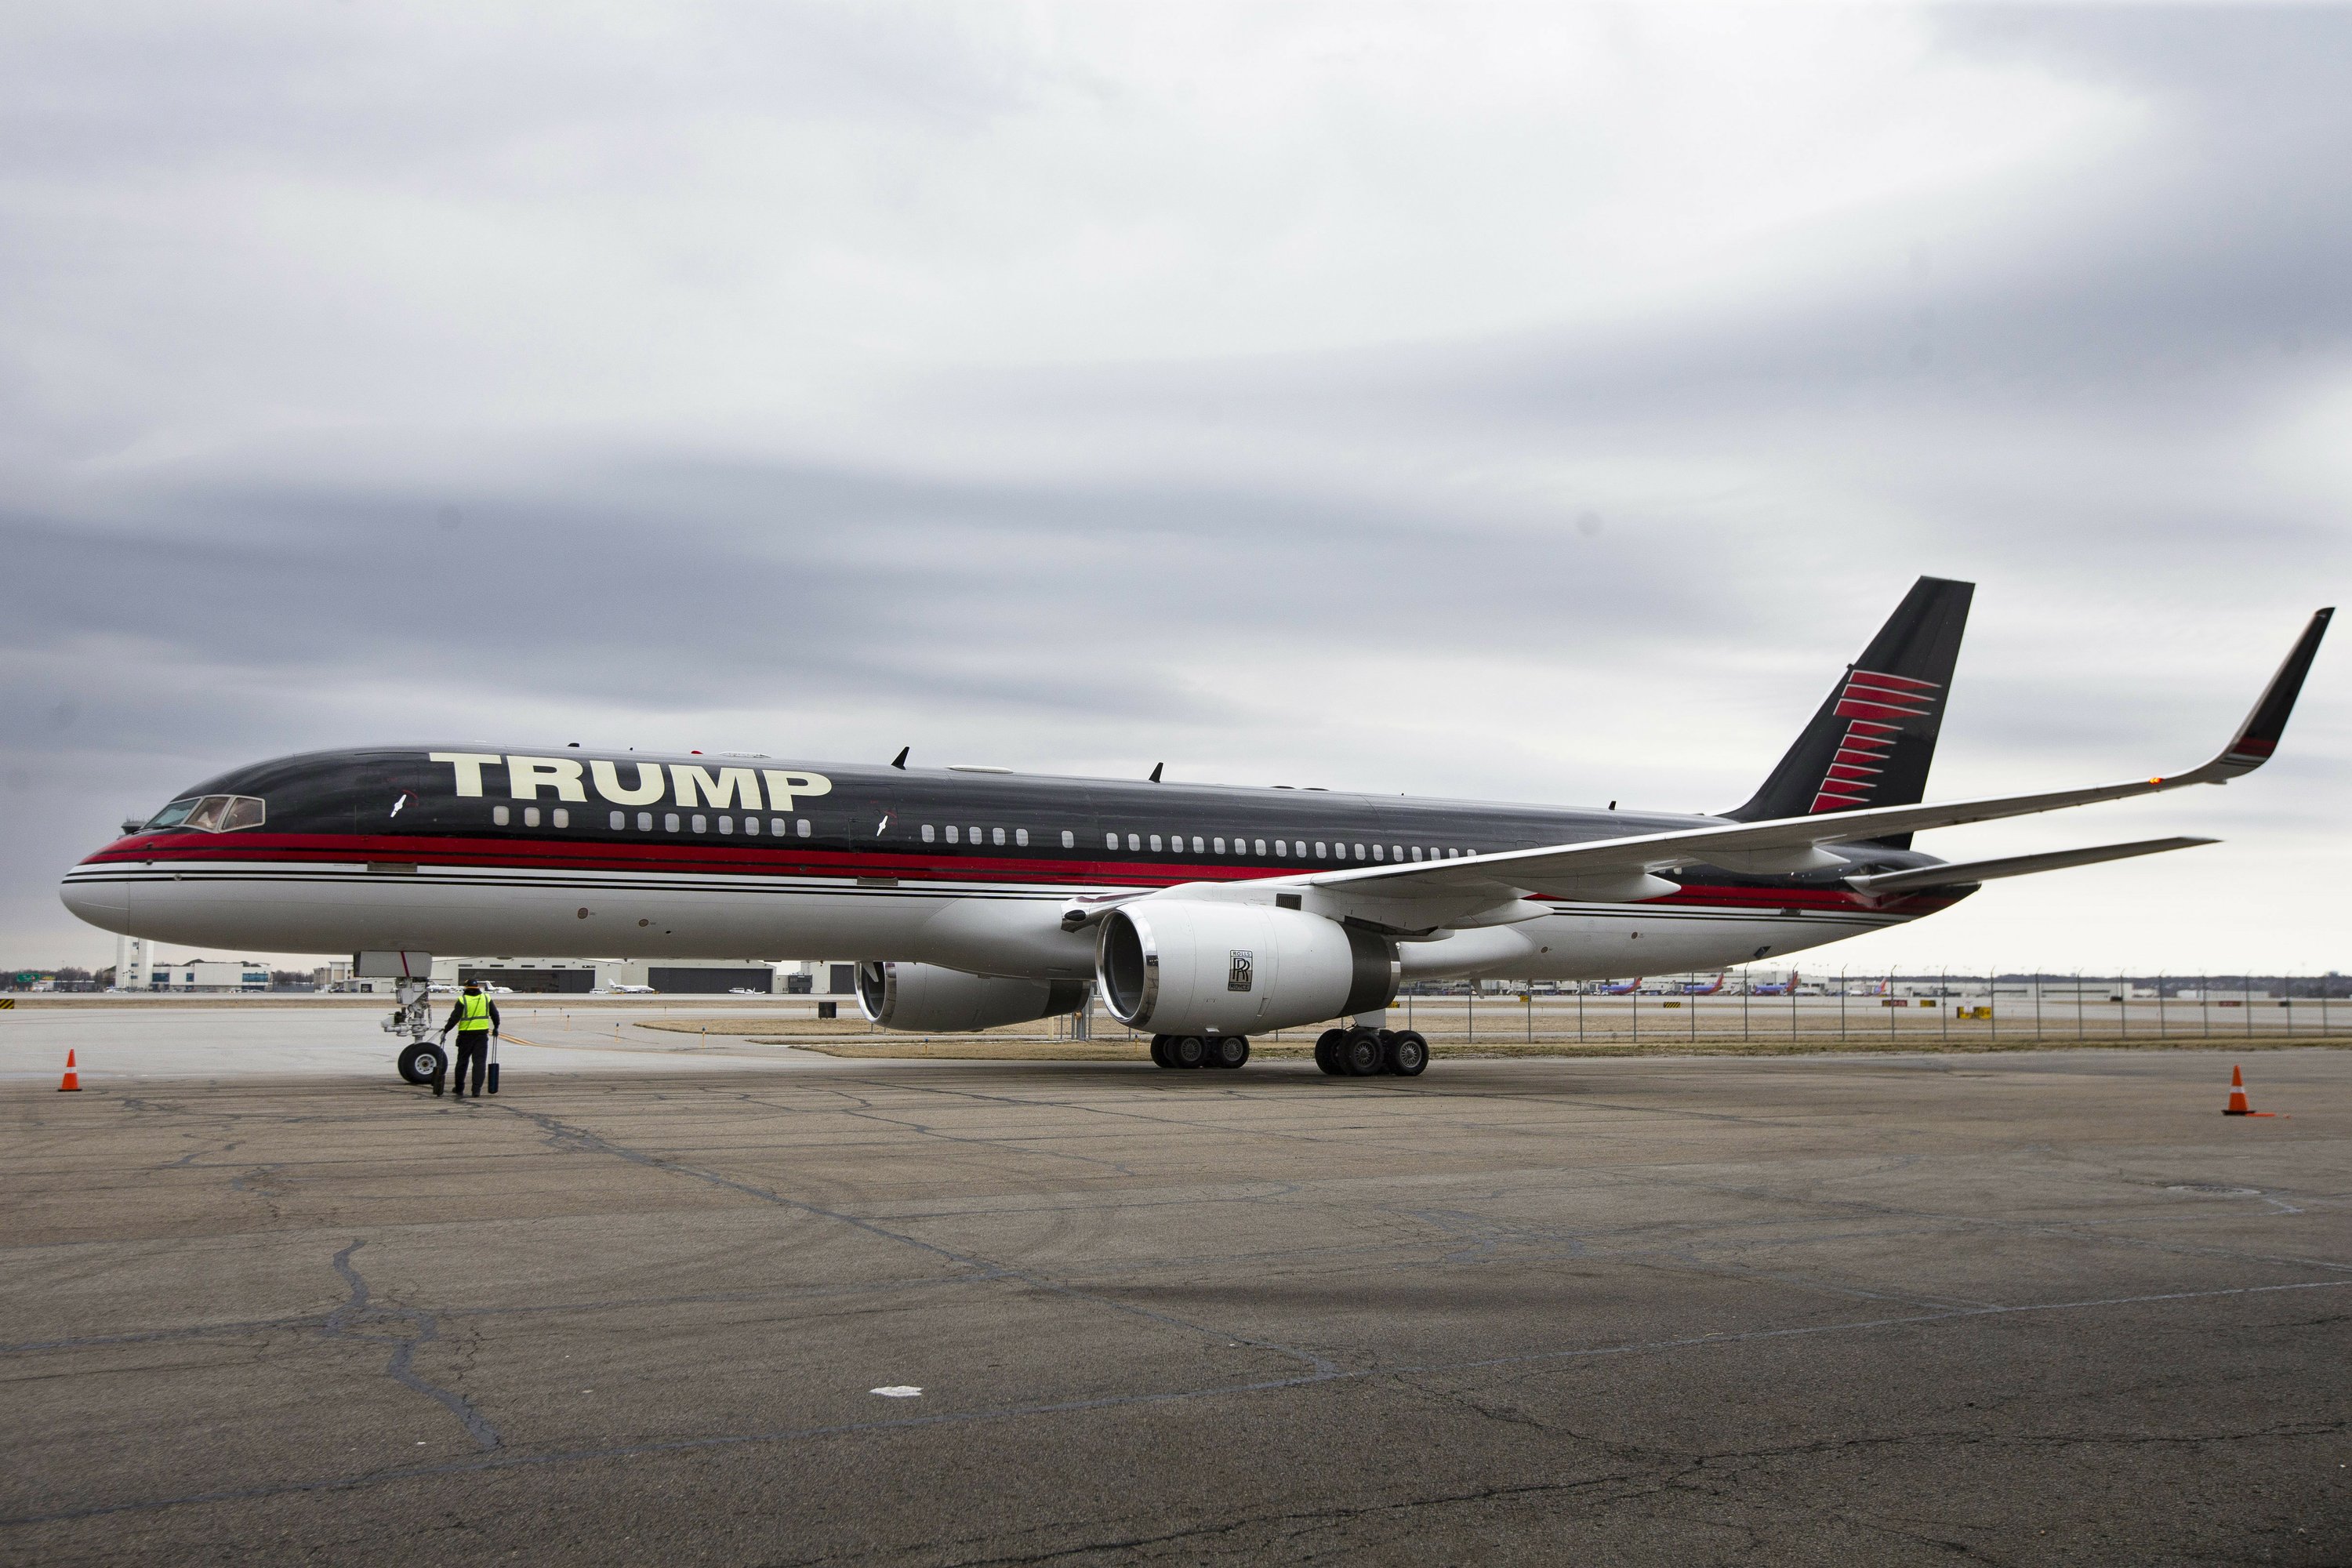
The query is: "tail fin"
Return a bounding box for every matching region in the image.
[1722,575,1973,846]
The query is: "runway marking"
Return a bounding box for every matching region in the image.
[8,1274,2347,1527]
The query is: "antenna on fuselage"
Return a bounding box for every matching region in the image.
[1149,762,1163,782]
[890,747,909,769]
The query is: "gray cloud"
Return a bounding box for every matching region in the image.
[2,5,2346,971]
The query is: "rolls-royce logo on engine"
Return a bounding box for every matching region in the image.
[1227,950,1254,992]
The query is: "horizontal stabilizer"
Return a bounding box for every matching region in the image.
[1843,837,2217,897]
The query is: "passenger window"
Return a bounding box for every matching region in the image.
[1127,833,1141,851]
[1371,844,1382,860]
[1274,840,1287,857]
[221,797,266,831]
[922,824,936,842]
[946,826,960,844]
[1191,836,1203,852]
[1149,835,1163,852]
[1105,832,1119,850]
[665,813,680,832]
[797,818,811,838]
[637,811,653,831]
[771,818,786,836]
[494,806,511,826]
[1253,839,1267,855]
[610,811,626,829]
[524,806,541,827]
[1294,842,1305,857]
[1392,846,1403,862]
[1214,837,1225,853]
[1016,828,1029,847]
[553,808,569,829]
[691,815,708,833]
[1061,830,1074,848]
[1410,846,1421,860]
[1314,842,1326,858]
[742,816,757,836]
[717,816,733,834]
[993,827,1007,846]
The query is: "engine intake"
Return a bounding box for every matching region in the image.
[1095,900,1396,1036]
[857,962,1090,1032]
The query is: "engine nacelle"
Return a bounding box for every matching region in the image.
[1095,899,1397,1036]
[856,961,1090,1033]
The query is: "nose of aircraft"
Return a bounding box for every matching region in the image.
[60,866,131,929]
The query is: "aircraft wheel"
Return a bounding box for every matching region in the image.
[1384,1029,1429,1077]
[1206,1035,1250,1069]
[1313,1029,1347,1076]
[1169,1034,1209,1069]
[397,1043,445,1085]
[1339,1028,1386,1077]
[1149,1034,1173,1069]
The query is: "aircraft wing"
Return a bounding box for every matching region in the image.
[1842,836,2215,896]
[1305,608,2329,904]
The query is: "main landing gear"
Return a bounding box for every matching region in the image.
[1315,1026,1428,1078]
[1149,1034,1251,1070]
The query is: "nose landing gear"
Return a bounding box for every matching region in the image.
[397,1041,447,1084]
[383,976,437,1083]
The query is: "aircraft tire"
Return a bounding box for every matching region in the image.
[1340,1028,1386,1077]
[1313,1029,1347,1076]
[1206,1035,1250,1069]
[1149,1034,1172,1069]
[397,1043,445,1085]
[1384,1030,1429,1077]
[1169,1034,1209,1069]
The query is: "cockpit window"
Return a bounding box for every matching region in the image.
[141,795,266,833]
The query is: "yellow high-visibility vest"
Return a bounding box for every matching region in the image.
[457,992,492,1031]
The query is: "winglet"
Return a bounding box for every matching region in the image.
[2181,608,2332,783]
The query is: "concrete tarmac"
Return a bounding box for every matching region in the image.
[4,1035,2349,1564]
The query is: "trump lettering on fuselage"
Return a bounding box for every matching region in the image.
[429,753,832,814]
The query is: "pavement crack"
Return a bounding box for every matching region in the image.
[321,1240,501,1451]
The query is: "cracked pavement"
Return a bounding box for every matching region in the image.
[3,1041,2350,1564]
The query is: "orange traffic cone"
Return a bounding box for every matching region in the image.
[2222,1063,2274,1117]
[58,1050,80,1092]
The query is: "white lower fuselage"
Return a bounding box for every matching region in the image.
[62,855,1916,983]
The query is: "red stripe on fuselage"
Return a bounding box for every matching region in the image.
[81,831,1942,915]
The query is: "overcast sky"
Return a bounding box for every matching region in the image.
[3,3,2346,975]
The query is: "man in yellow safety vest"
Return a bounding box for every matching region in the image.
[435,982,501,1098]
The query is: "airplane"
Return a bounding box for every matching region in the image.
[1748,973,1797,997]
[1595,978,1644,996]
[1675,975,1726,996]
[59,580,2330,1084]
[604,983,657,995]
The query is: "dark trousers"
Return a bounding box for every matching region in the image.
[444,1033,491,1095]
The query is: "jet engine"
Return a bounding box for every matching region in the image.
[1094,900,1397,1036]
[856,961,1090,1033]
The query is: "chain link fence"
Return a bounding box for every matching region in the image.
[1370,971,2350,1049]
